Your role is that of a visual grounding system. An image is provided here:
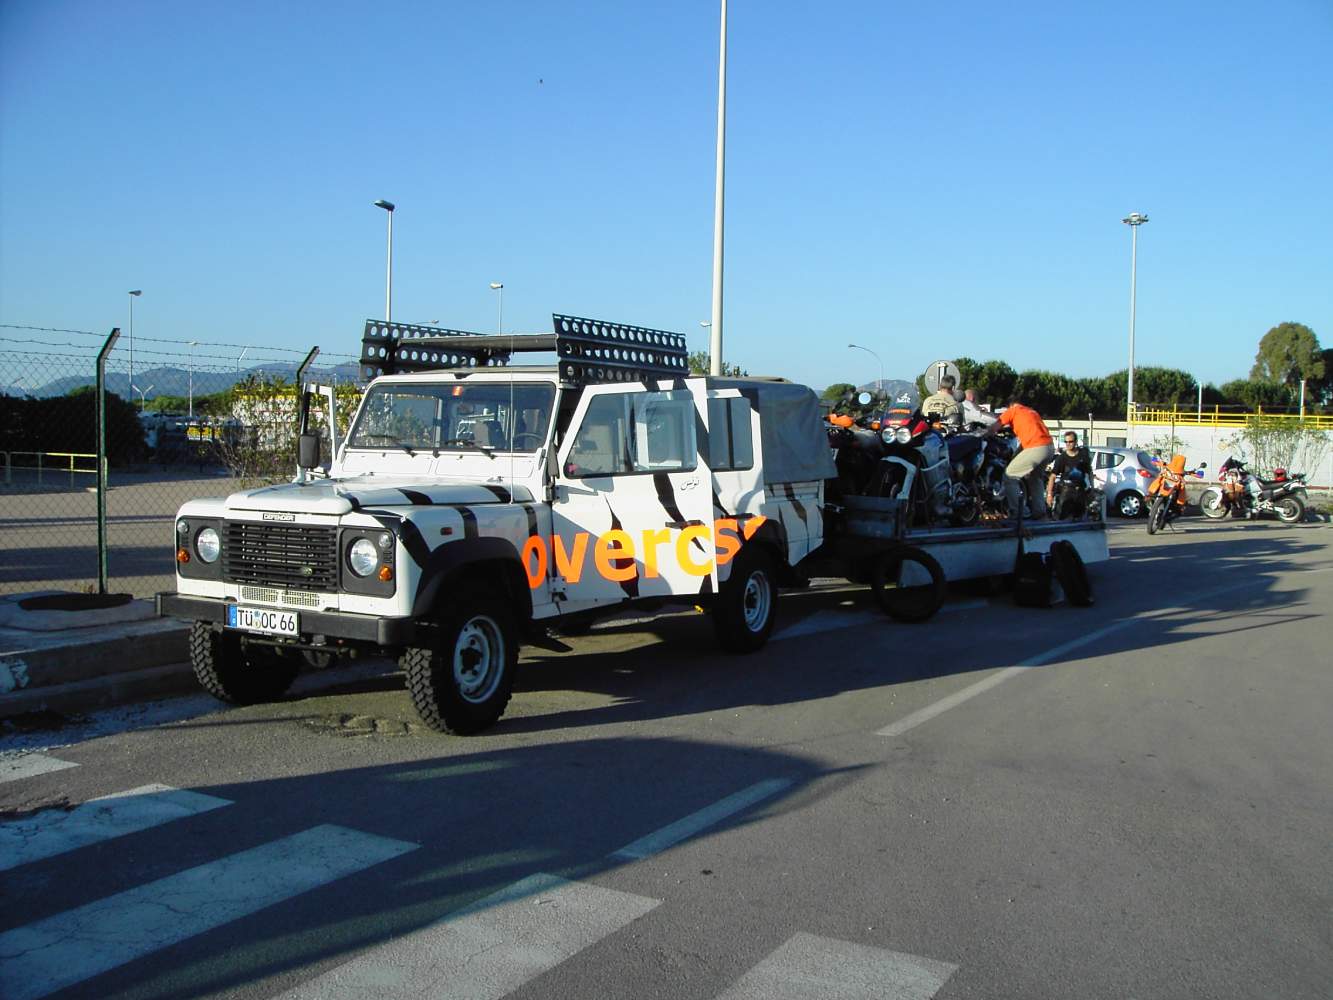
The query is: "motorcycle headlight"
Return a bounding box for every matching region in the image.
[348,537,379,577]
[195,527,221,564]
[881,428,895,444]
[895,427,912,445]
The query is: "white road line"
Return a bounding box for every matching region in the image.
[610,777,792,861]
[277,872,659,1000]
[0,824,417,1000]
[0,753,78,785]
[0,783,231,873]
[878,575,1263,738]
[715,931,957,1000]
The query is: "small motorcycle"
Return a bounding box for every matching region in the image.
[1198,458,1307,524]
[1048,466,1103,522]
[826,391,887,501]
[1146,455,1206,535]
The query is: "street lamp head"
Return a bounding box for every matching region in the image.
[129,289,142,297]
[373,199,395,212]
[1121,212,1149,226]
[489,282,503,290]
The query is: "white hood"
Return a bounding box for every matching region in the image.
[226,477,534,515]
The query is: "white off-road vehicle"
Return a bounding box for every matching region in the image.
[159,316,835,733]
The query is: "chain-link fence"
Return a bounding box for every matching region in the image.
[1,325,360,599]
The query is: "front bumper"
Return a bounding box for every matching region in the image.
[156,593,419,646]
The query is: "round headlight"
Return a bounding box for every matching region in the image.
[349,537,379,577]
[176,519,190,537]
[377,532,393,551]
[881,428,895,444]
[895,426,912,444]
[195,527,220,563]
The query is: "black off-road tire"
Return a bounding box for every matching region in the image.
[189,621,298,705]
[1049,540,1093,606]
[713,546,780,653]
[870,545,947,623]
[1146,496,1169,535]
[1275,496,1305,523]
[402,600,517,734]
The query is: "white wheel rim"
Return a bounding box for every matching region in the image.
[742,570,772,632]
[453,615,504,703]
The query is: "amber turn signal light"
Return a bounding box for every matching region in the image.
[378,566,393,582]
[176,548,190,564]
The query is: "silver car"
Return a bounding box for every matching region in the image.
[1089,447,1162,517]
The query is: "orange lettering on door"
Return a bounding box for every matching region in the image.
[594,529,638,582]
[676,524,713,577]
[552,533,589,584]
[640,528,671,578]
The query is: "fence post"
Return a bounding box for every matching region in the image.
[96,327,121,594]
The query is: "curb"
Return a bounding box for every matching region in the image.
[0,622,192,720]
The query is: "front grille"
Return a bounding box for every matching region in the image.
[223,522,339,592]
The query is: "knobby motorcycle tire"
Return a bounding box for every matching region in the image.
[1146,496,1170,535]
[1048,540,1094,607]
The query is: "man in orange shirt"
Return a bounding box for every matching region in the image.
[986,395,1055,518]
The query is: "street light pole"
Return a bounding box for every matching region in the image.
[128,290,142,398]
[847,343,884,390]
[708,0,727,376]
[490,282,504,334]
[1122,212,1149,425]
[374,200,395,322]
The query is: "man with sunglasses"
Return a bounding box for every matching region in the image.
[1046,431,1093,517]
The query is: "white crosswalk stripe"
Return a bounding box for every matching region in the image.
[0,752,78,785]
[276,872,659,1000]
[0,783,231,872]
[610,778,793,860]
[715,931,958,1000]
[0,824,417,1000]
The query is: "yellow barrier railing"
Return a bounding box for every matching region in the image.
[1132,406,1333,430]
[1,451,103,486]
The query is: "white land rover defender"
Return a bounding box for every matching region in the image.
[158,316,836,734]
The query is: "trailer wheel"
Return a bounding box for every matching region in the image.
[1049,540,1093,606]
[870,546,946,623]
[713,546,780,653]
[189,621,298,705]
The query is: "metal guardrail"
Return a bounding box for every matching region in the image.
[1133,407,1333,430]
[2,451,104,487]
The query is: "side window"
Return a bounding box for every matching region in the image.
[567,391,696,477]
[707,397,754,471]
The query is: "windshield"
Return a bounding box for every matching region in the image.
[348,382,555,454]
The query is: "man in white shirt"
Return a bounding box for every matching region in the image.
[961,388,997,428]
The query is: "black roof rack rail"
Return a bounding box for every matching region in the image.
[360,314,691,385]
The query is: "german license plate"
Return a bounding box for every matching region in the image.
[226,605,299,637]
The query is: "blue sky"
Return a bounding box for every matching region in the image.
[2,0,1330,391]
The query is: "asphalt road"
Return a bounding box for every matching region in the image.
[2,519,1330,1000]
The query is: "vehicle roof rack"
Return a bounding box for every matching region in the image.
[360,314,690,385]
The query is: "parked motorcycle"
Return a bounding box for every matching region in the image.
[826,391,887,500]
[1146,455,1206,535]
[1198,457,1307,523]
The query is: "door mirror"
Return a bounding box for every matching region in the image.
[297,432,322,470]
[856,391,873,406]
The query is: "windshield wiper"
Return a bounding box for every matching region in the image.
[355,433,416,456]
[442,437,495,458]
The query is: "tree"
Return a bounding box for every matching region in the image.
[1217,379,1290,410]
[687,351,747,377]
[1250,322,1324,390]
[821,382,857,402]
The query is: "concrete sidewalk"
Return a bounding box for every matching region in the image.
[0,592,192,720]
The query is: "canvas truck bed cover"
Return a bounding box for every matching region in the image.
[711,378,837,485]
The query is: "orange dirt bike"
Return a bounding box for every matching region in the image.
[1146,455,1206,535]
